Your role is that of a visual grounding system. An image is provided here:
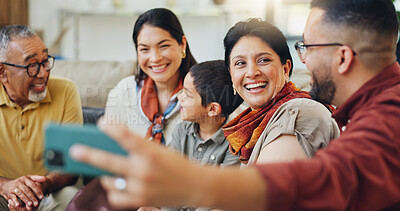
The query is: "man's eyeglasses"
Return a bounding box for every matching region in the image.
[294,40,356,61]
[1,55,55,77]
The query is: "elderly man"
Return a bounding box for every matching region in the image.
[0,25,83,210]
[70,0,400,210]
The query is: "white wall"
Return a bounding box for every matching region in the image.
[28,0,306,69]
[28,0,268,61]
[59,12,230,62]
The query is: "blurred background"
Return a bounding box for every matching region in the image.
[1,0,399,68]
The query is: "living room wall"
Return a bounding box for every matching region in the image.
[29,0,270,63]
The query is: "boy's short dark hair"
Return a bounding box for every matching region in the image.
[189,60,243,117]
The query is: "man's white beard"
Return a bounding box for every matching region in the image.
[28,88,47,102]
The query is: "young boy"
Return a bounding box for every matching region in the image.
[139,60,243,210]
[169,60,243,166]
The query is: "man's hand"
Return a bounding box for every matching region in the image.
[8,203,29,211]
[71,120,267,211]
[0,175,48,211]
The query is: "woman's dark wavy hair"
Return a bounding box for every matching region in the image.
[132,8,197,84]
[224,18,293,76]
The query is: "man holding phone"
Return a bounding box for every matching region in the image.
[0,25,83,210]
[71,0,400,210]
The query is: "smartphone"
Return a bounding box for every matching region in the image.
[44,123,128,176]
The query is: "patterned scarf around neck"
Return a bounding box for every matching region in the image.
[222,82,311,164]
[141,77,183,144]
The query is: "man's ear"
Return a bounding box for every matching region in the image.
[338,46,355,75]
[0,65,7,83]
[206,102,222,117]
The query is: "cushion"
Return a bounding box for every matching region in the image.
[51,60,136,108]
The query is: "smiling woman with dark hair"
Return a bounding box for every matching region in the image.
[105,8,197,145]
[221,18,339,165]
[66,8,197,211]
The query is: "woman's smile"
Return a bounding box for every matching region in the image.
[150,63,169,73]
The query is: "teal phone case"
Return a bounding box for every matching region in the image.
[44,123,128,176]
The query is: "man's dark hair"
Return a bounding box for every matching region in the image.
[132,8,197,84]
[224,18,293,76]
[311,0,398,41]
[189,60,243,117]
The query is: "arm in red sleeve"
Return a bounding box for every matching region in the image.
[256,92,400,211]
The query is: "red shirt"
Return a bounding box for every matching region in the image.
[256,62,400,211]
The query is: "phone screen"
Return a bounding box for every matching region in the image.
[44,123,128,176]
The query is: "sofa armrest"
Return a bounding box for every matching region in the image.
[82,107,105,124]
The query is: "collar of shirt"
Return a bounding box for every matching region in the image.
[187,122,226,145]
[333,62,400,128]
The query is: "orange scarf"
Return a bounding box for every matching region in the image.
[222,82,311,164]
[141,77,183,144]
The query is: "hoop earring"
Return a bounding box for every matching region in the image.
[182,50,186,59]
[232,85,237,95]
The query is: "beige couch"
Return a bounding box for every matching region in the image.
[51,60,137,108]
[52,59,311,108]
[51,59,311,122]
